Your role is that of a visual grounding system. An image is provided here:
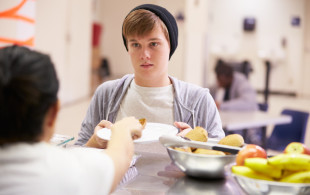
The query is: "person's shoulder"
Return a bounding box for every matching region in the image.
[65,147,113,165]
[234,72,247,81]
[95,74,133,94]
[170,76,209,93]
[97,74,131,87]
[170,76,211,103]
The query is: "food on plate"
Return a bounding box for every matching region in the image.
[193,148,225,155]
[173,146,192,153]
[244,157,282,178]
[172,127,244,156]
[236,144,267,166]
[139,118,147,129]
[218,134,244,147]
[284,142,310,155]
[232,142,310,183]
[172,147,227,156]
[184,126,208,142]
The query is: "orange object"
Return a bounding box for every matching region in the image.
[0,37,34,46]
[0,0,35,46]
[236,144,267,166]
[0,0,34,23]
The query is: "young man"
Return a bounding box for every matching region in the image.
[76,4,225,148]
[0,45,143,195]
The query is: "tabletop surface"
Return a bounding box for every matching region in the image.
[220,110,292,131]
[111,142,245,195]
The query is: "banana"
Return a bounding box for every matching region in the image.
[282,170,298,178]
[280,170,310,183]
[268,153,310,171]
[231,166,274,181]
[244,157,282,179]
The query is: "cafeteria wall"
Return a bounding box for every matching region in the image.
[205,0,310,97]
[27,0,207,105]
[99,0,310,97]
[32,0,310,106]
[35,0,92,105]
[302,0,310,97]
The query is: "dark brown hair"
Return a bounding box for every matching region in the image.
[0,45,59,144]
[122,9,170,45]
[215,59,233,78]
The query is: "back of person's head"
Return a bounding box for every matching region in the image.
[215,59,233,78]
[122,4,178,59]
[0,45,59,145]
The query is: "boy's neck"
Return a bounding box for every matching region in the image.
[134,76,171,87]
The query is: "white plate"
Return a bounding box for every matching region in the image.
[97,122,178,143]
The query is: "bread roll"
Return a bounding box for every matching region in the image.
[173,147,192,153]
[218,134,244,147]
[184,127,208,142]
[193,148,225,155]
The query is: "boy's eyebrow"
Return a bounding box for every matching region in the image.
[128,37,163,42]
[149,38,162,41]
[128,39,137,42]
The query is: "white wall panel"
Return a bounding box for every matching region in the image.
[35,0,92,105]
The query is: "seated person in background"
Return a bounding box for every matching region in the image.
[0,45,143,195]
[210,59,258,111]
[75,4,225,148]
[209,60,262,145]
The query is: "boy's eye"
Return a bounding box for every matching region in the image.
[150,42,158,47]
[131,43,140,48]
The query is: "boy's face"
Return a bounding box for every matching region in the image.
[127,25,170,86]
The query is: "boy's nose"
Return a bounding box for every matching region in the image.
[140,48,151,60]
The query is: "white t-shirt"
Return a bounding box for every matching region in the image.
[0,142,114,195]
[116,80,174,125]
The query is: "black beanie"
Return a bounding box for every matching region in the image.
[122,4,178,59]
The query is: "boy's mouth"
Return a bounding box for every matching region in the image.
[141,63,153,68]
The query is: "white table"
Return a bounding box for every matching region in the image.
[220,111,292,131]
[219,111,292,148]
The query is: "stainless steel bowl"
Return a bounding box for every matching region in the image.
[227,164,310,195]
[166,145,236,178]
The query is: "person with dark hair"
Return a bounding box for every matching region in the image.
[75,4,225,148]
[0,45,144,195]
[210,59,262,145]
[210,59,258,111]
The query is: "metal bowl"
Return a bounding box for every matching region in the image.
[227,164,310,195]
[166,145,236,178]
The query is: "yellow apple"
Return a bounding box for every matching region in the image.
[284,142,310,155]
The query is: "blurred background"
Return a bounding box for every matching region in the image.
[1,0,309,147]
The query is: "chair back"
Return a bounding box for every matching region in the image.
[267,109,309,151]
[258,103,268,112]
